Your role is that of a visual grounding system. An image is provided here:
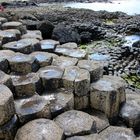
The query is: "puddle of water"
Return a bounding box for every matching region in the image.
[125,34,140,43]
[65,0,140,15]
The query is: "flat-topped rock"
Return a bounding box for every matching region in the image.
[42,89,74,117]
[0,50,15,59]
[2,21,26,35]
[119,93,140,128]
[40,39,60,52]
[77,60,104,82]
[62,66,90,96]
[57,42,78,49]
[0,30,17,45]
[52,56,78,69]
[100,126,136,140]
[38,66,64,91]
[66,134,102,140]
[54,110,97,137]
[0,17,7,24]
[8,53,39,74]
[90,75,126,119]
[15,95,51,124]
[15,119,64,140]
[0,84,15,126]
[11,73,42,97]
[22,30,42,40]
[55,47,86,59]
[0,115,18,140]
[30,52,53,67]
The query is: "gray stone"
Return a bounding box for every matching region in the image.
[54,110,97,137]
[57,42,78,49]
[2,21,26,35]
[0,115,18,140]
[0,17,7,24]
[38,66,64,91]
[66,134,102,140]
[8,53,39,74]
[14,119,64,140]
[40,39,59,52]
[62,66,90,96]
[55,47,86,59]
[11,73,42,97]
[30,51,53,67]
[77,60,103,82]
[42,89,74,117]
[14,95,51,124]
[22,30,42,40]
[0,84,15,126]
[90,75,126,119]
[100,126,136,140]
[52,56,78,69]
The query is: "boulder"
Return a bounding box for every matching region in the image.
[52,24,81,44]
[14,95,51,124]
[8,53,39,74]
[14,119,64,140]
[40,39,59,52]
[38,66,64,91]
[0,84,15,126]
[0,17,7,23]
[30,51,53,67]
[11,73,42,97]
[2,21,26,35]
[54,110,97,137]
[90,75,126,120]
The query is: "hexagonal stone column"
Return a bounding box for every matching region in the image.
[77,60,103,82]
[15,119,64,140]
[0,17,8,24]
[30,51,53,67]
[90,75,126,120]
[15,95,51,124]
[8,53,39,74]
[0,50,15,73]
[119,93,140,129]
[0,115,18,140]
[2,21,27,35]
[54,110,97,137]
[57,42,78,49]
[40,39,59,52]
[62,66,90,96]
[100,126,136,140]
[38,66,64,91]
[0,84,15,126]
[0,30,17,45]
[22,30,42,40]
[11,73,42,98]
[52,56,78,69]
[42,89,74,117]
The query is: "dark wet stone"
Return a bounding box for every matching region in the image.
[22,30,42,40]
[90,75,126,119]
[0,84,15,126]
[100,126,136,140]
[57,42,78,49]
[42,89,74,117]
[15,119,64,140]
[132,40,140,48]
[11,73,42,98]
[2,21,27,35]
[0,30,18,45]
[38,66,64,91]
[0,17,7,24]
[66,134,102,140]
[30,51,53,67]
[55,47,86,59]
[77,60,104,82]
[54,110,97,137]
[0,115,18,140]
[62,66,90,96]
[8,53,39,74]
[52,56,78,69]
[40,39,59,52]
[119,93,140,129]
[14,95,51,124]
